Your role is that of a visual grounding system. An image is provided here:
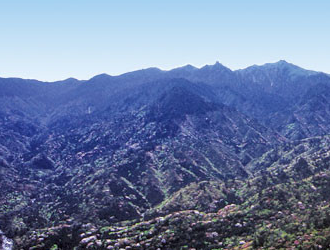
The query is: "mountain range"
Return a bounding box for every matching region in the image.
[1,60,330,250]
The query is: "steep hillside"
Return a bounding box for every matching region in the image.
[17,136,330,250]
[0,77,282,241]
[1,61,330,249]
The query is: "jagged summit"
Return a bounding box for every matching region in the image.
[274,59,289,65]
[263,60,307,71]
[239,60,318,76]
[200,61,232,72]
[2,60,330,249]
[1,61,325,84]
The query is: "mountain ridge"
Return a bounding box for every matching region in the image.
[1,60,330,249]
[1,60,326,83]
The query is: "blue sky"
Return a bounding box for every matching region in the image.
[0,0,329,81]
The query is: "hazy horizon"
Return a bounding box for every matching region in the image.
[0,59,327,83]
[0,0,329,81]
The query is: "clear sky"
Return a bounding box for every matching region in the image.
[0,0,329,81]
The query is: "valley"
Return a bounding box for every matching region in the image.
[1,61,330,249]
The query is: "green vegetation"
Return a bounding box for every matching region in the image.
[2,61,330,249]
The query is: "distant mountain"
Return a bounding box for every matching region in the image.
[1,61,330,249]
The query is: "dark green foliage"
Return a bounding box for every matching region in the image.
[1,61,330,249]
